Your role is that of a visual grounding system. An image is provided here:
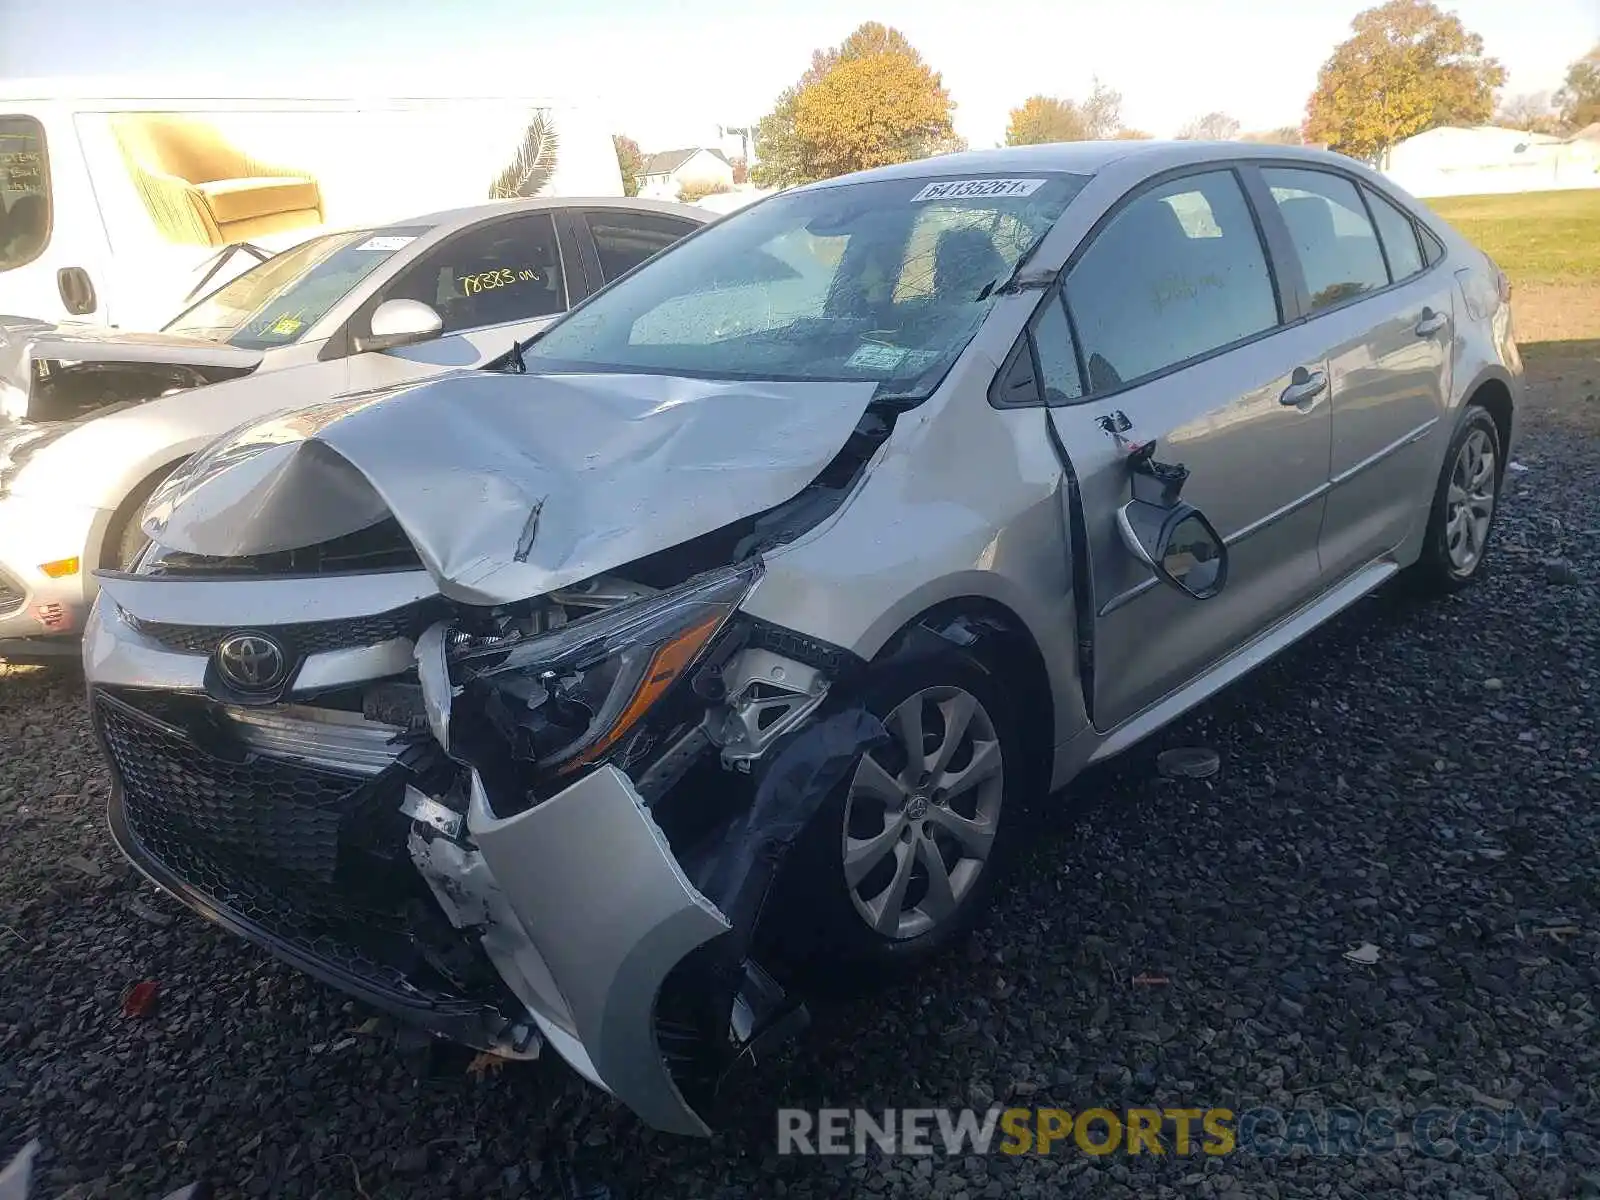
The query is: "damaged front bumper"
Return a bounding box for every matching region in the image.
[89,563,878,1136]
[101,697,731,1134]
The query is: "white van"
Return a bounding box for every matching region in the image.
[0,82,624,329]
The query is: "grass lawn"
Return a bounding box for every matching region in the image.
[1427,190,1600,287]
[1426,191,1600,427]
[1426,190,1600,348]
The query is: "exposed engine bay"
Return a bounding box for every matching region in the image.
[89,370,902,1134]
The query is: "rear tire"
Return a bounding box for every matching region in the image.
[1409,404,1502,594]
[770,647,1028,978]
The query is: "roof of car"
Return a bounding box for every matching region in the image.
[796,140,1361,190]
[375,195,711,234]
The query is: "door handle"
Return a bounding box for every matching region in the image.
[1415,308,1448,337]
[1279,368,1327,407]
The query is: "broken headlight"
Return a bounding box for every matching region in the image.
[456,561,761,776]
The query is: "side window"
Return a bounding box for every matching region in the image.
[586,212,699,282]
[384,212,566,334]
[1066,170,1278,394]
[1032,294,1084,404]
[0,115,50,272]
[1261,168,1389,312]
[1363,186,1424,281]
[1420,225,1446,267]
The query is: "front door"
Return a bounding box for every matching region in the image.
[371,209,581,374]
[1037,168,1335,730]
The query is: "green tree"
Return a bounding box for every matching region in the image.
[1239,126,1303,144]
[752,23,952,187]
[1303,0,1506,161]
[1006,96,1088,145]
[612,134,644,197]
[1004,79,1123,146]
[1178,112,1241,141]
[1495,91,1562,134]
[1556,45,1600,130]
[1079,79,1124,140]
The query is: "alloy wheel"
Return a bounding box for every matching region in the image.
[1445,427,1497,573]
[842,685,1005,941]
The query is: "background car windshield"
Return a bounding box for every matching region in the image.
[525,173,1088,394]
[163,226,431,350]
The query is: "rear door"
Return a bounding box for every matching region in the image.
[574,208,705,287]
[1036,167,1335,730]
[1252,167,1454,578]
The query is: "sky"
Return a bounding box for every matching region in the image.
[1,0,1596,153]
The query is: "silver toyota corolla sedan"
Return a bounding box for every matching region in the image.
[84,141,1522,1135]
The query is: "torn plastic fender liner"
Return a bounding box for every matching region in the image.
[466,762,732,1137]
[689,705,889,952]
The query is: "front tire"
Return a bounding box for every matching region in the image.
[1411,404,1502,593]
[774,648,1027,975]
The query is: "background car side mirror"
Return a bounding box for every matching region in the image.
[353,299,443,353]
[1117,500,1229,600]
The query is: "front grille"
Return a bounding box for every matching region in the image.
[145,516,422,578]
[128,601,435,658]
[0,568,23,616]
[97,691,494,1005]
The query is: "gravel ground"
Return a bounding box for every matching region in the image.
[2,400,1597,1199]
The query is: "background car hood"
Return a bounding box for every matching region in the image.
[0,315,265,389]
[140,369,877,606]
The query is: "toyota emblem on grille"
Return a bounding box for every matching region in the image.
[215,632,288,691]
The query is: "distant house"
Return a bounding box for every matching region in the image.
[1382,125,1600,198]
[637,148,734,200]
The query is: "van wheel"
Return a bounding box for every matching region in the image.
[775,648,1026,975]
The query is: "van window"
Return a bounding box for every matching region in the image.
[0,116,50,272]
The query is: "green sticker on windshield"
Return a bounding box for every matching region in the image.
[269,315,304,337]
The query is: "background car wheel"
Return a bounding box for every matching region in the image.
[771,647,1028,977]
[101,465,179,572]
[1410,404,1502,593]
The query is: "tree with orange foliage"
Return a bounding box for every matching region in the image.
[1304,0,1504,161]
[752,23,953,187]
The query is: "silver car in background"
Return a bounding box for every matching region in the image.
[0,197,706,659]
[84,141,1521,1135]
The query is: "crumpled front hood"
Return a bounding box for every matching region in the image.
[141,369,877,606]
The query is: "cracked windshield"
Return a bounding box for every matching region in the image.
[527,174,1086,394]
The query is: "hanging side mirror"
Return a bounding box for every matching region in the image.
[1117,499,1229,600]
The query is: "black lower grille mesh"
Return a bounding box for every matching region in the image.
[96,692,489,1004]
[100,695,362,879]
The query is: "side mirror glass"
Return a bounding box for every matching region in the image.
[1117,500,1229,600]
[353,299,443,353]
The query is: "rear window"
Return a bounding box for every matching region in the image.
[0,116,50,272]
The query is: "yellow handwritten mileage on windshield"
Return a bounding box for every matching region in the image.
[459,268,542,296]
